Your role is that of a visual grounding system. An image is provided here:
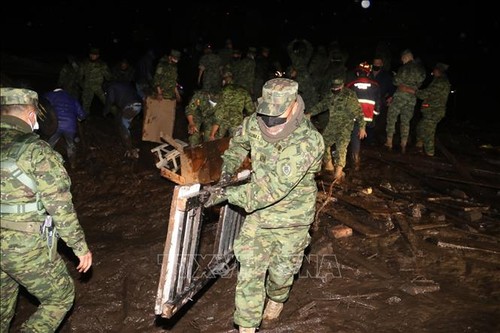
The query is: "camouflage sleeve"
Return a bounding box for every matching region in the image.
[226,126,324,213]
[185,92,201,117]
[348,92,366,130]
[243,91,256,116]
[221,117,252,174]
[29,141,89,256]
[308,96,330,117]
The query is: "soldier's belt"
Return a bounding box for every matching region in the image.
[0,220,41,233]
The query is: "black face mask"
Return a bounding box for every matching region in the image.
[372,65,381,71]
[260,115,287,127]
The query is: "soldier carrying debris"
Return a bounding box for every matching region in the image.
[202,78,324,332]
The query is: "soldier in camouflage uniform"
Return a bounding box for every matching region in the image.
[197,44,223,94]
[286,38,318,109]
[185,89,219,145]
[233,47,256,98]
[209,72,255,140]
[385,49,426,153]
[1,88,92,333]
[308,77,366,181]
[414,63,451,156]
[153,49,182,101]
[57,55,81,100]
[78,47,111,115]
[203,78,324,333]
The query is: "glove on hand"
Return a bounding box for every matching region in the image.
[202,187,227,208]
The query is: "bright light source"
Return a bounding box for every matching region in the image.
[361,0,371,9]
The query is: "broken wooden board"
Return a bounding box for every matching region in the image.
[142,97,176,143]
[323,206,385,238]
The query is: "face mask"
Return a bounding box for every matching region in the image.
[372,65,381,71]
[29,112,39,131]
[331,88,342,95]
[260,115,286,127]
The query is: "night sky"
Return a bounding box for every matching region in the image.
[1,0,496,121]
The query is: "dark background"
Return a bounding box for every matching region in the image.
[1,0,496,124]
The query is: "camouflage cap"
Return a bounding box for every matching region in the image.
[257,78,298,116]
[247,46,257,54]
[434,62,449,72]
[89,47,100,55]
[170,49,181,59]
[0,87,40,109]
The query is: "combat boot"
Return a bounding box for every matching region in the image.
[323,159,334,171]
[262,299,284,321]
[333,166,345,182]
[239,327,256,333]
[384,137,393,151]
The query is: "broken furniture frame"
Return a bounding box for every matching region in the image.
[154,179,248,319]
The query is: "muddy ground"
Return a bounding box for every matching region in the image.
[3,56,500,333]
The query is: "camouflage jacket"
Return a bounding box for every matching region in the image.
[0,116,89,256]
[153,56,178,99]
[199,53,223,92]
[222,110,324,228]
[309,88,365,138]
[185,90,216,120]
[393,60,426,90]
[416,75,451,114]
[213,84,255,129]
[79,59,111,88]
[233,57,255,93]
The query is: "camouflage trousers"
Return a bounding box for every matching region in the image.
[416,111,444,156]
[81,85,106,115]
[188,116,214,146]
[322,132,351,168]
[386,92,417,142]
[233,219,311,328]
[1,231,75,333]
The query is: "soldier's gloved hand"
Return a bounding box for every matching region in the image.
[203,187,227,208]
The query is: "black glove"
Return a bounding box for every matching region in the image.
[202,187,227,208]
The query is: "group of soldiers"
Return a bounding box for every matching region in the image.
[185,40,451,182]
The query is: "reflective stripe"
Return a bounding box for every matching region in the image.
[358,99,376,105]
[1,202,39,213]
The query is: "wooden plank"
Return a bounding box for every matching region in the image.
[323,207,385,238]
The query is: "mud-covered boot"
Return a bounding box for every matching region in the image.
[239,327,256,333]
[384,137,393,151]
[262,299,284,321]
[333,166,345,182]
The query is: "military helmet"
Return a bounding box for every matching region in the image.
[257,78,298,116]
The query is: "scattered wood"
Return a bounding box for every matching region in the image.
[426,174,500,190]
[324,209,384,238]
[400,280,440,295]
[333,246,392,279]
[412,223,451,231]
[425,236,500,254]
[330,225,353,238]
